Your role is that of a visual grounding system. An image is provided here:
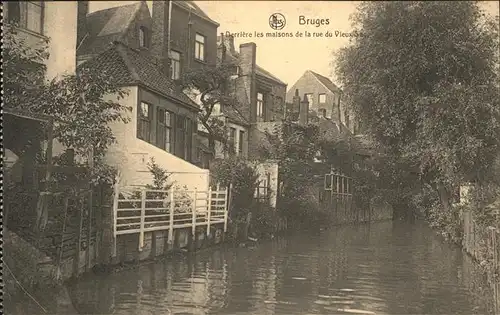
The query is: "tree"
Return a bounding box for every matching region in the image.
[4,24,131,185]
[335,2,500,212]
[180,61,242,155]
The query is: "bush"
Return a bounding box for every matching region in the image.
[210,156,259,221]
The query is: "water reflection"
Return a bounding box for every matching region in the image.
[63,221,497,314]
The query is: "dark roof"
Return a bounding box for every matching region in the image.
[221,106,250,126]
[80,41,199,110]
[256,65,287,85]
[77,2,143,56]
[308,70,341,94]
[173,1,219,26]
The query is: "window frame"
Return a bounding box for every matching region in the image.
[257,92,264,119]
[156,107,174,152]
[305,93,314,107]
[170,50,181,80]
[137,102,152,142]
[319,93,326,104]
[139,26,148,48]
[8,1,44,35]
[194,33,206,61]
[238,130,244,155]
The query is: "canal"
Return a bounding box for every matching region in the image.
[8,220,497,314]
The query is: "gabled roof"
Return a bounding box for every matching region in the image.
[80,41,199,110]
[173,1,219,26]
[77,2,143,56]
[256,65,287,86]
[308,70,341,94]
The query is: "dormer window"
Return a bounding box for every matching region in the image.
[139,26,148,48]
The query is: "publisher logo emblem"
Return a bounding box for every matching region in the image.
[269,13,286,30]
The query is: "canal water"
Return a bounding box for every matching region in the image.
[7,220,497,314]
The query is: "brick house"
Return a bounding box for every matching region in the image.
[217,34,288,160]
[75,1,216,190]
[286,70,359,134]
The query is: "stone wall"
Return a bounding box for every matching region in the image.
[109,224,227,266]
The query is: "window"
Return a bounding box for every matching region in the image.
[170,50,181,80]
[139,26,148,48]
[7,2,44,34]
[156,108,173,152]
[195,33,205,61]
[305,93,314,106]
[238,130,245,155]
[257,92,264,120]
[138,102,151,141]
[319,93,326,104]
[228,127,236,155]
[7,2,21,23]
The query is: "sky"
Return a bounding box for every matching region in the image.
[89,1,500,91]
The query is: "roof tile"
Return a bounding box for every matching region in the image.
[80,42,199,110]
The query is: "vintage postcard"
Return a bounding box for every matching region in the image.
[3,1,500,314]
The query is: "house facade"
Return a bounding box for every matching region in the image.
[75,1,217,191]
[217,34,288,160]
[5,1,78,80]
[286,70,359,134]
[3,1,79,175]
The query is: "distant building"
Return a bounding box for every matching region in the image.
[286,70,359,134]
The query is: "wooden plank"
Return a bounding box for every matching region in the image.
[168,187,175,244]
[138,189,146,251]
[207,186,212,236]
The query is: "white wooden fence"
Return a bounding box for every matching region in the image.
[112,184,230,252]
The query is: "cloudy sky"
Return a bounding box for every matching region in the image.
[89,1,499,90]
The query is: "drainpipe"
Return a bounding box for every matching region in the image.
[187,7,193,69]
[167,0,172,63]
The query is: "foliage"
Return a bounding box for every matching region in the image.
[210,156,259,221]
[181,60,243,153]
[4,24,131,186]
[335,1,500,211]
[259,120,325,222]
[126,158,192,213]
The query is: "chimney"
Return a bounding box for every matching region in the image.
[77,1,89,48]
[225,34,235,54]
[151,0,172,74]
[300,93,309,125]
[239,42,257,122]
[292,89,301,121]
[219,32,227,62]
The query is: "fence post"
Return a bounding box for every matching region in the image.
[207,186,212,236]
[168,186,175,245]
[224,185,229,233]
[192,188,197,236]
[111,182,119,258]
[138,189,146,251]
